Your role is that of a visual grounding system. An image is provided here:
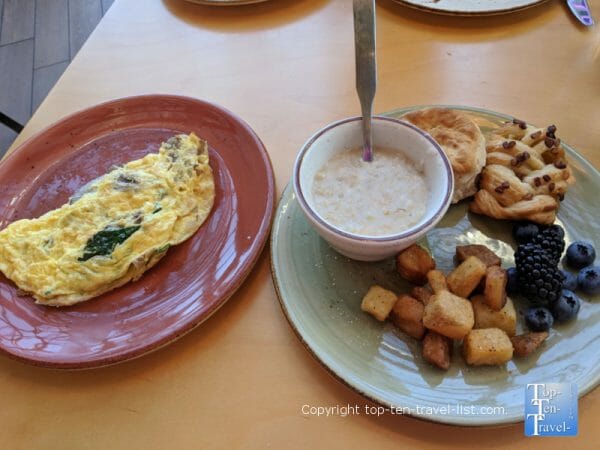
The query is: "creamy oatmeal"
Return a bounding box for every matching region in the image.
[311,147,427,236]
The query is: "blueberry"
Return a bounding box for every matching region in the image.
[578,265,600,295]
[550,290,581,322]
[525,306,554,332]
[506,267,519,295]
[513,222,540,244]
[566,241,596,269]
[561,269,578,291]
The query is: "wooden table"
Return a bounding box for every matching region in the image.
[2,0,599,448]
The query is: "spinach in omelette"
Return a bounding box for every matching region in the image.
[0,133,215,307]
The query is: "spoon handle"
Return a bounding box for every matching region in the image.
[353,0,377,162]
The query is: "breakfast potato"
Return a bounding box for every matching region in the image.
[511,332,549,357]
[426,270,447,294]
[389,294,425,340]
[396,244,436,285]
[447,256,487,298]
[422,290,474,340]
[473,274,486,295]
[456,244,501,268]
[483,265,508,311]
[422,331,452,370]
[462,328,513,366]
[472,295,517,336]
[411,286,433,305]
[361,285,397,322]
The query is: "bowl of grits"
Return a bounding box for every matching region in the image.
[292,116,454,261]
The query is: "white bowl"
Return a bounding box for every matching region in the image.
[292,116,454,261]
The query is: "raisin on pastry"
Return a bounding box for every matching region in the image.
[469,120,574,224]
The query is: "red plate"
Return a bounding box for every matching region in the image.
[0,95,275,368]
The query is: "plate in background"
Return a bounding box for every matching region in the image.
[0,94,275,368]
[391,0,549,15]
[271,105,600,426]
[184,0,270,5]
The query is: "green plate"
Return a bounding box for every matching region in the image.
[271,106,600,426]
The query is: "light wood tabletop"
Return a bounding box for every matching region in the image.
[1,0,599,448]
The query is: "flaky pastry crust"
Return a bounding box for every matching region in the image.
[469,120,574,224]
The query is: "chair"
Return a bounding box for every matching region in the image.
[0,111,24,133]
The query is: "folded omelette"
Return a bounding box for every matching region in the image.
[0,133,215,307]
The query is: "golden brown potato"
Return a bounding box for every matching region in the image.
[360,285,397,322]
[396,244,436,285]
[426,270,447,294]
[456,244,501,267]
[511,332,549,357]
[389,294,426,340]
[422,290,474,340]
[483,265,508,311]
[473,274,486,295]
[447,256,487,298]
[422,331,452,370]
[472,295,517,336]
[462,328,513,366]
[411,286,433,305]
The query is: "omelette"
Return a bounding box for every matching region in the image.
[0,133,215,307]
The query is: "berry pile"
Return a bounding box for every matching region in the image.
[514,243,564,304]
[530,225,565,264]
[510,222,598,331]
[565,241,600,295]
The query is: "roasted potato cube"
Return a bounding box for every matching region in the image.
[389,294,425,340]
[422,290,474,340]
[462,328,513,366]
[411,286,433,305]
[422,331,452,370]
[472,295,517,336]
[447,256,487,298]
[361,285,397,321]
[511,332,549,357]
[426,270,447,294]
[473,275,486,295]
[456,244,501,267]
[484,266,507,311]
[396,244,436,285]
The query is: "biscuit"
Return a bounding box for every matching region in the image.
[401,108,486,203]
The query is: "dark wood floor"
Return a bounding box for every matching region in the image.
[0,0,114,157]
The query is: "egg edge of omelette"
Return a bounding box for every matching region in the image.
[0,133,215,307]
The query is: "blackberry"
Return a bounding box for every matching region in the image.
[530,224,565,264]
[515,243,564,305]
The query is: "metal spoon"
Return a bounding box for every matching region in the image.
[353,0,377,162]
